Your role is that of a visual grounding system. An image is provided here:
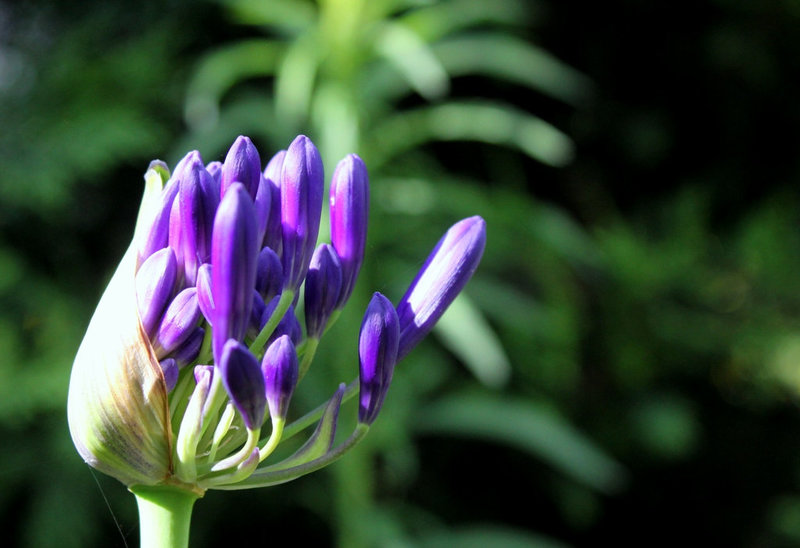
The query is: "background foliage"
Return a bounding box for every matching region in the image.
[2,0,800,546]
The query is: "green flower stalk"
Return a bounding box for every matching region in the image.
[67,135,486,547]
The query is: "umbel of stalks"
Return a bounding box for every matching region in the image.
[67,135,486,495]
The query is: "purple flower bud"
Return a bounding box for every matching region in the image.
[159,358,179,392]
[253,174,272,248]
[139,179,180,265]
[139,151,201,264]
[211,183,259,363]
[304,244,343,339]
[280,135,324,291]
[154,287,202,357]
[171,326,204,367]
[255,247,283,303]
[205,161,222,187]
[193,364,215,416]
[179,158,220,285]
[221,135,261,201]
[135,247,178,338]
[260,297,302,347]
[248,290,266,339]
[194,364,214,386]
[261,335,298,421]
[330,154,369,308]
[218,339,266,430]
[358,293,399,425]
[262,150,285,254]
[396,216,486,360]
[196,263,214,324]
[167,195,183,276]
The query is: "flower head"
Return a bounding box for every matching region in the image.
[67,135,485,494]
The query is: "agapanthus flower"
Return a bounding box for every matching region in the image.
[67,135,486,505]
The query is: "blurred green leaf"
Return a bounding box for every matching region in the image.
[400,0,535,42]
[416,391,628,494]
[371,101,574,168]
[185,40,284,130]
[434,34,592,105]
[433,294,511,388]
[223,0,317,30]
[412,525,571,548]
[374,20,450,100]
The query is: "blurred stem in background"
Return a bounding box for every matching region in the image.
[177,1,620,546]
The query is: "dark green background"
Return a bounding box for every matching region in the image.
[2,0,800,546]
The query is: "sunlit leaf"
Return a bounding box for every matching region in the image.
[371,101,574,167]
[434,34,593,106]
[374,21,449,100]
[185,40,284,130]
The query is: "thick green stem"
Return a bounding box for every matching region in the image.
[130,485,201,548]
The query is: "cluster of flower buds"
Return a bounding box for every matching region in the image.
[67,135,486,493]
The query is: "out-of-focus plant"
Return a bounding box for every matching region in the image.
[176,1,625,546]
[0,3,201,545]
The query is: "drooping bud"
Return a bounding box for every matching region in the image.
[395,216,486,360]
[280,135,324,291]
[135,247,177,338]
[221,135,261,200]
[218,339,266,430]
[330,154,369,308]
[211,183,259,363]
[261,335,298,421]
[261,149,285,254]
[304,244,342,339]
[358,292,399,425]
